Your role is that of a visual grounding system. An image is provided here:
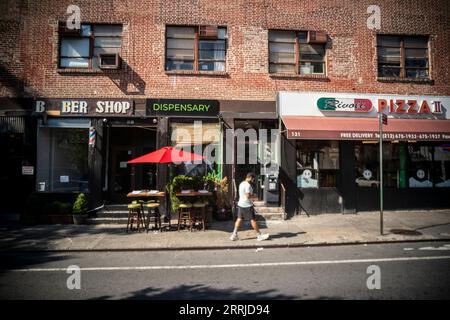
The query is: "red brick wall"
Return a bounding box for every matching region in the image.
[1,0,449,100]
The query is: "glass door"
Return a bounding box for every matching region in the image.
[110,147,133,203]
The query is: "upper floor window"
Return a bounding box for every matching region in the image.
[377,35,429,79]
[269,30,326,75]
[165,26,227,72]
[59,23,122,69]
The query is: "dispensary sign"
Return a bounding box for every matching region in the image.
[146,99,219,117]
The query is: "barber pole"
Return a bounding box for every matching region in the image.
[89,127,96,147]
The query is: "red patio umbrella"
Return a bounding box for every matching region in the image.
[127,146,205,164]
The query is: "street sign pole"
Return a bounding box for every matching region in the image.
[379,113,384,235]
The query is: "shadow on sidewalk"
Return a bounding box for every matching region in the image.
[269,232,306,240]
[415,222,450,231]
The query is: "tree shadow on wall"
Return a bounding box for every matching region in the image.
[105,58,146,96]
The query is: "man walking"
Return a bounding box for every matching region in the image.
[230,172,270,241]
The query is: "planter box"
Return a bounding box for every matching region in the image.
[38,215,74,224]
[21,214,38,225]
[205,207,213,227]
[73,214,88,225]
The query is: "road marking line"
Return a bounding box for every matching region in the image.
[6,255,450,272]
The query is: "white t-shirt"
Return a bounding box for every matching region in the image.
[238,181,253,207]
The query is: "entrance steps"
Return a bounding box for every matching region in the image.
[87,204,129,224]
[89,202,286,224]
[253,201,286,221]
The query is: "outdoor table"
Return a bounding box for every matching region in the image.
[127,190,166,198]
[127,190,169,230]
[175,191,213,230]
[175,191,213,197]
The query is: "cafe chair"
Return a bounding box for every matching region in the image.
[192,202,207,231]
[177,203,193,231]
[127,202,145,233]
[145,201,161,232]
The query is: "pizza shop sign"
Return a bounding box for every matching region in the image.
[316,96,444,116]
[377,98,442,114]
[34,99,134,116]
[317,97,443,115]
[317,97,373,112]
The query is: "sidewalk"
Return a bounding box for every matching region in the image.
[0,210,449,251]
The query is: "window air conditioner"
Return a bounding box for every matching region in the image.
[307,31,327,44]
[98,53,120,69]
[199,25,218,39]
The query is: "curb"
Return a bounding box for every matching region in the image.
[1,237,450,253]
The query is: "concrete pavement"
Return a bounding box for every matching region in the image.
[0,210,449,251]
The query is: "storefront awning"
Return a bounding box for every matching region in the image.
[282,116,450,141]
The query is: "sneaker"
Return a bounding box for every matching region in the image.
[230,233,239,241]
[257,233,270,241]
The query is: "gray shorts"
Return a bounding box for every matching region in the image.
[237,206,255,220]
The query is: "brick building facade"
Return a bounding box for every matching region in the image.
[1,0,450,217]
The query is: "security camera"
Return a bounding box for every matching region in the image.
[152,118,158,124]
[103,118,108,123]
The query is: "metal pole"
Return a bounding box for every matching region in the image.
[379,113,384,235]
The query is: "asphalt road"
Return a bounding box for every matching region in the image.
[0,241,449,300]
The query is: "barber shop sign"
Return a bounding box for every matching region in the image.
[34,99,134,117]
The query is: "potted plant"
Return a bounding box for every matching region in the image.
[215,177,232,221]
[72,193,88,225]
[167,175,194,213]
[39,201,74,224]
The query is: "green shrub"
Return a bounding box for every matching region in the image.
[166,175,196,212]
[60,202,73,215]
[72,193,88,215]
[43,201,61,214]
[25,194,42,215]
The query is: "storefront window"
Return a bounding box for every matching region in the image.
[296,141,339,188]
[355,142,400,188]
[355,142,450,188]
[37,120,89,192]
[384,143,400,187]
[408,144,433,188]
[355,143,379,188]
[434,144,450,187]
[170,121,220,177]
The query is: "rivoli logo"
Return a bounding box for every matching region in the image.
[317,97,373,112]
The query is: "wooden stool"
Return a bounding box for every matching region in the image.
[145,201,161,232]
[192,202,206,231]
[177,203,193,231]
[127,203,144,232]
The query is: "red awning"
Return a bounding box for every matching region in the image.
[282,116,450,141]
